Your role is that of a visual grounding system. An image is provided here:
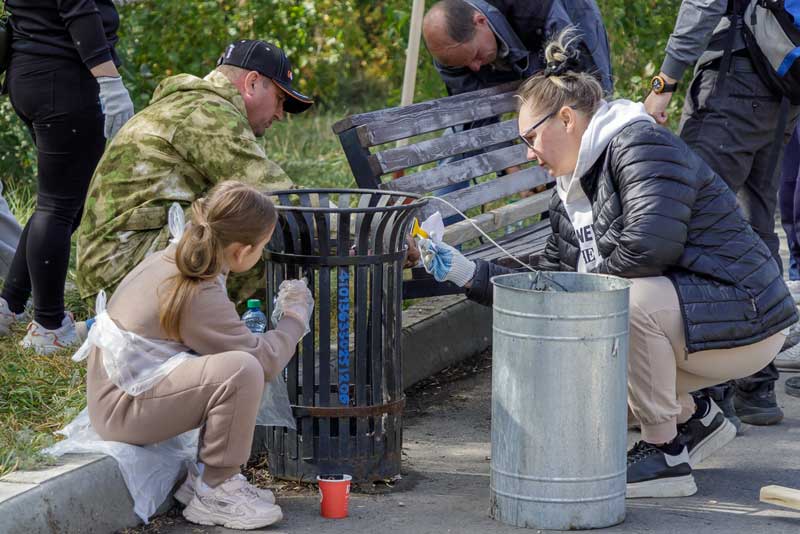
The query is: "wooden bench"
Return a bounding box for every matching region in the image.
[332,81,555,298]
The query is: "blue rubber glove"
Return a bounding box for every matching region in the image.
[418,238,476,287]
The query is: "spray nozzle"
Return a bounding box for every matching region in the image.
[411,218,430,240]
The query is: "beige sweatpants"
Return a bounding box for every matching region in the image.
[87,349,265,487]
[628,276,784,444]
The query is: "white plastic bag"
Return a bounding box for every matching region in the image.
[420,211,445,244]
[44,408,198,523]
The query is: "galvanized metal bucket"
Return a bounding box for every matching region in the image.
[490,271,631,530]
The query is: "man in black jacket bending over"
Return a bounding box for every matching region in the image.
[422,0,613,97]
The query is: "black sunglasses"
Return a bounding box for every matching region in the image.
[518,111,555,149]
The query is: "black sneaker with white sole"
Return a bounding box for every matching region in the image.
[679,398,736,467]
[626,441,697,498]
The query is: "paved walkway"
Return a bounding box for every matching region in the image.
[126,225,800,533]
[130,351,800,534]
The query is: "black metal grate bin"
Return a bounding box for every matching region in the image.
[264,188,426,482]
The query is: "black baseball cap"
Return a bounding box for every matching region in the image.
[217,39,313,114]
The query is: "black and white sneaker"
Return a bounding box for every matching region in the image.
[679,398,736,467]
[626,441,697,498]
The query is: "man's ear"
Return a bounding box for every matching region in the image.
[242,71,260,97]
[473,12,487,28]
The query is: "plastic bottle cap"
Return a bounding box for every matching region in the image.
[246,299,262,309]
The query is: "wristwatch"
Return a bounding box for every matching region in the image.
[650,75,678,94]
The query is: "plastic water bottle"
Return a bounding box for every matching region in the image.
[242,299,268,333]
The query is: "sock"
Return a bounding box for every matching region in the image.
[653,438,683,456]
[692,396,710,419]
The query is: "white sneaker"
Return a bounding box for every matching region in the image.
[20,313,79,355]
[0,297,27,337]
[182,473,283,530]
[174,463,275,506]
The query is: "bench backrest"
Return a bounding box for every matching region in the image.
[332,82,554,247]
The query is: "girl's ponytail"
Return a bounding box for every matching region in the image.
[159,181,277,340]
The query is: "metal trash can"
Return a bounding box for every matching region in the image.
[263,188,426,483]
[490,271,631,530]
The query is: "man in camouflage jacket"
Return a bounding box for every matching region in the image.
[76,40,312,308]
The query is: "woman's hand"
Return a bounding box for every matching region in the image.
[418,238,476,287]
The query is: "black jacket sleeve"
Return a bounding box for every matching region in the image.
[57,0,112,68]
[464,259,521,307]
[594,124,696,277]
[531,227,561,272]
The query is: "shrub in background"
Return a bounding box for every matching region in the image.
[0,0,682,187]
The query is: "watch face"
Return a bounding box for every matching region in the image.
[652,77,664,92]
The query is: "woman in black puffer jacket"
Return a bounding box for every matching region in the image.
[410,29,796,500]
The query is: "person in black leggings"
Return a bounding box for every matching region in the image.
[0,0,134,354]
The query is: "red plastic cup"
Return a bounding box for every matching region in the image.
[317,474,352,519]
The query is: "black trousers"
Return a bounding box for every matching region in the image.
[2,53,105,329]
[680,54,800,392]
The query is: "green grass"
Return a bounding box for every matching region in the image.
[0,182,90,477]
[0,333,86,478]
[264,110,359,190]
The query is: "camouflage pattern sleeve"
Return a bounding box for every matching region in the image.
[171,102,294,192]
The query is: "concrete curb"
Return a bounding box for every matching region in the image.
[0,454,138,534]
[0,295,491,534]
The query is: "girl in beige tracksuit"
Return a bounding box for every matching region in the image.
[86,181,313,530]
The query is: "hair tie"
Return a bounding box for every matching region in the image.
[544,61,569,77]
[544,49,581,78]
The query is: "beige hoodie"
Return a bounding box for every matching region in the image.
[97,245,304,381]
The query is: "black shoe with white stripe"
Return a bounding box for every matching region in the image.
[679,397,737,466]
[626,441,697,498]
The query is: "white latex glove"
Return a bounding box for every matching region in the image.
[97,76,134,139]
[418,238,476,287]
[271,279,315,336]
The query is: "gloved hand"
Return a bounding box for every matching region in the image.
[418,238,476,287]
[271,278,315,336]
[96,76,134,140]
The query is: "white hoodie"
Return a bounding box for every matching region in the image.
[555,99,655,272]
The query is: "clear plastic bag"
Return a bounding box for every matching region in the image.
[73,291,197,397]
[45,408,198,523]
[168,202,185,244]
[256,372,296,429]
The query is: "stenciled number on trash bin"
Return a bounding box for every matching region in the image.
[337,268,350,405]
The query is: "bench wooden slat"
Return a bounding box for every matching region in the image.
[465,220,551,259]
[356,91,519,147]
[477,227,553,262]
[443,190,552,246]
[425,166,551,220]
[384,143,531,194]
[372,119,519,174]
[332,81,521,135]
